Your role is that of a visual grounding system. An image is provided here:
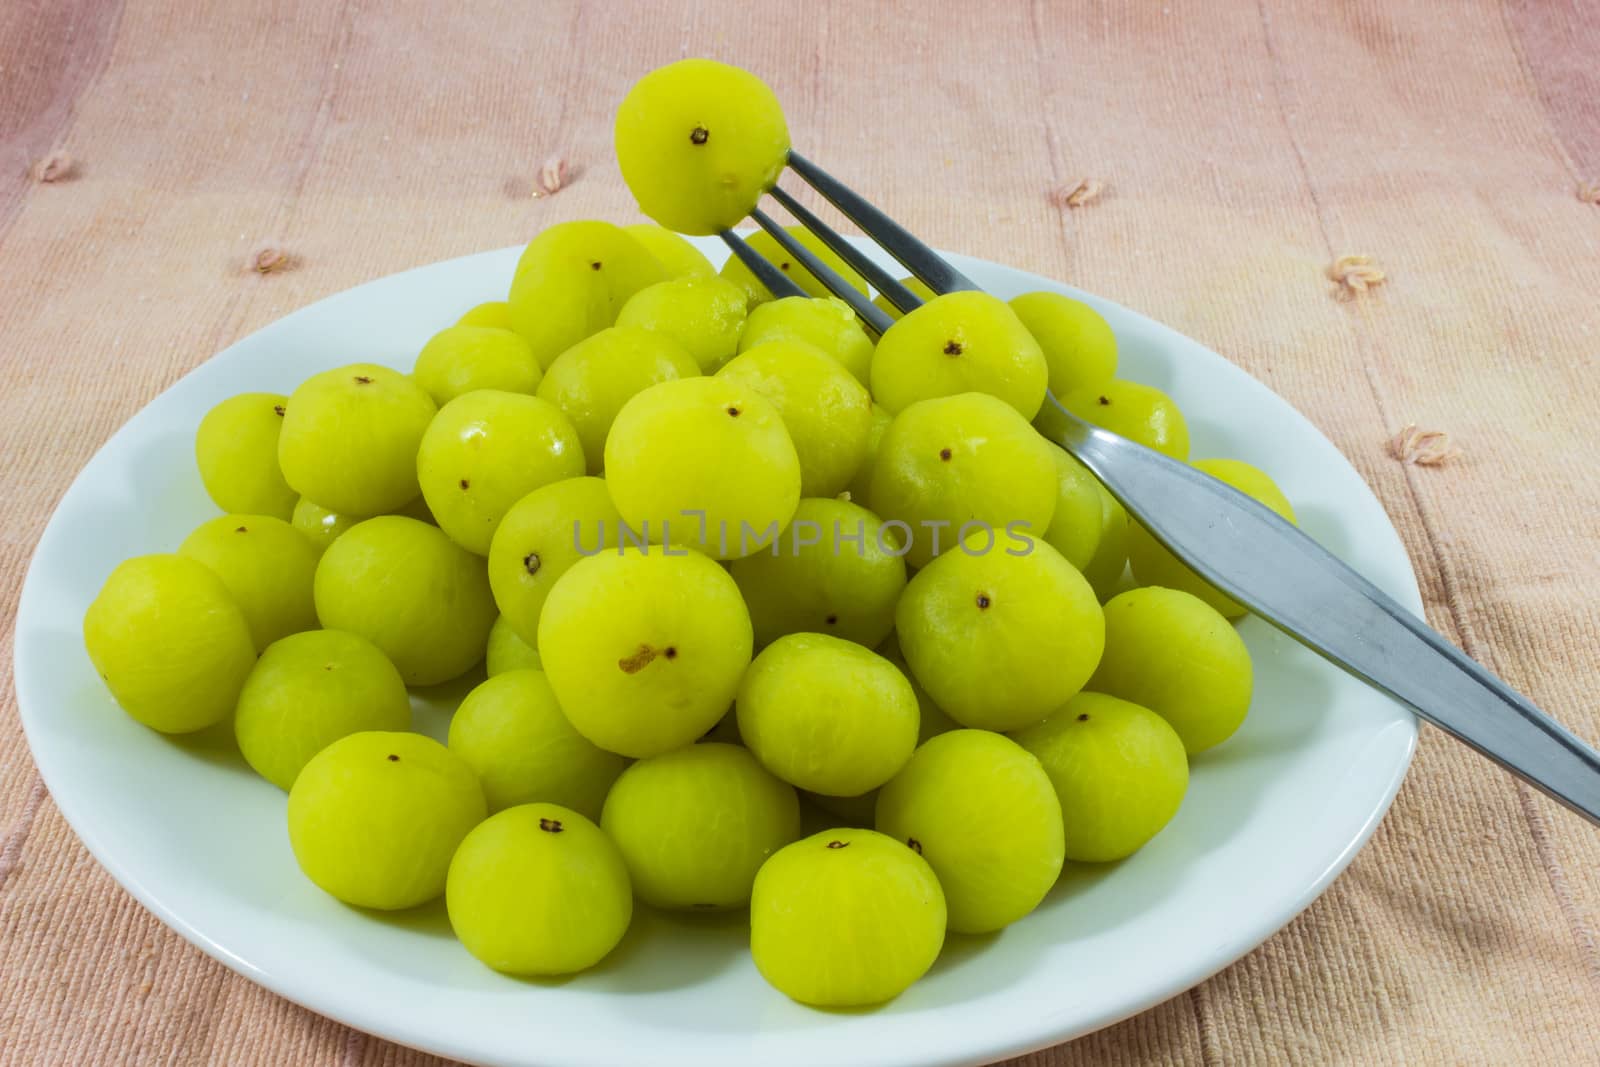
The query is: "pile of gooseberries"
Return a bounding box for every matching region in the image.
[81,59,1292,1009]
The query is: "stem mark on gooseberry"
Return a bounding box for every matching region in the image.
[1077,713,1090,722]
[386,754,399,762]
[779,261,791,272]
[907,837,922,854]
[824,614,838,625]
[726,405,741,417]
[539,817,564,833]
[1097,395,1110,406]
[943,340,963,356]
[459,478,470,490]
[976,592,992,610]
[664,646,678,660]
[273,404,285,416]
[234,525,248,533]
[826,840,849,849]
[523,552,542,576]
[590,261,603,271]
[689,126,709,145]
[938,447,953,461]
[618,644,659,673]
[354,375,373,385]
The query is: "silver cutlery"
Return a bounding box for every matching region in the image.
[718,150,1600,826]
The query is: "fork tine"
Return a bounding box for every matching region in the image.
[766,186,925,315]
[717,229,808,301]
[748,206,894,335]
[786,150,981,296]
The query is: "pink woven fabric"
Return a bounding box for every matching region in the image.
[2,2,1597,1062]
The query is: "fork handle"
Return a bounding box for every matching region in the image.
[1057,417,1600,825]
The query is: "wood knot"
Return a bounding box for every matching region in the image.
[534,157,568,197]
[1578,180,1600,205]
[34,151,76,183]
[250,244,294,274]
[1049,178,1105,209]
[1390,423,1462,467]
[1328,254,1385,299]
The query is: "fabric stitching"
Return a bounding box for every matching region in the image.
[0,774,49,893]
[196,0,359,363]
[1257,0,1600,992]
[1027,0,1083,282]
[1496,0,1585,185]
[0,0,130,250]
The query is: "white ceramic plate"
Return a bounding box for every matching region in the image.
[15,241,1420,1067]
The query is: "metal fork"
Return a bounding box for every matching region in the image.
[719,150,1600,827]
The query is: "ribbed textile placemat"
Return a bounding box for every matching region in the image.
[2,2,1597,1063]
